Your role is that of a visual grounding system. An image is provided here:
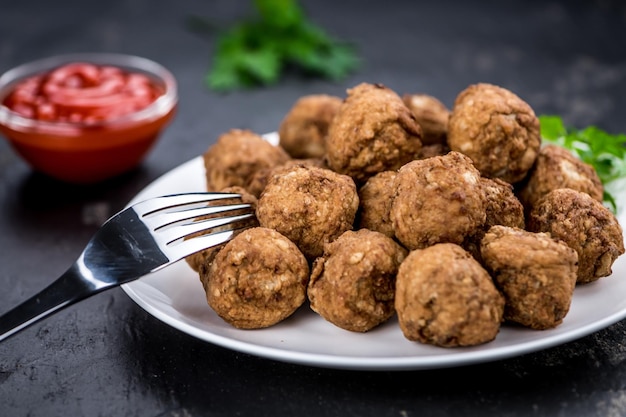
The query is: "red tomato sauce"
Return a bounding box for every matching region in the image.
[2,62,164,123]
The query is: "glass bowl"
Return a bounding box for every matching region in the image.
[0,53,178,183]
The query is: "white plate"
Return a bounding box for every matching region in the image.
[121,139,626,371]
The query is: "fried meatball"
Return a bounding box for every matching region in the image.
[527,188,624,284]
[308,229,407,332]
[480,226,578,330]
[402,93,450,145]
[480,177,526,230]
[245,157,327,198]
[391,151,486,250]
[357,171,397,238]
[203,129,290,192]
[395,243,504,347]
[203,227,309,329]
[518,144,603,210]
[326,83,422,184]
[462,177,525,260]
[256,164,359,260]
[185,186,259,275]
[447,83,541,184]
[278,94,342,159]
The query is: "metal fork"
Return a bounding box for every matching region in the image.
[0,192,255,342]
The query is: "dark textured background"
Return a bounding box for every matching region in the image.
[1,1,626,416]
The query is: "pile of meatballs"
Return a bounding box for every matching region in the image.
[186,82,625,348]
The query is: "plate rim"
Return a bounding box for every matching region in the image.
[121,275,626,370]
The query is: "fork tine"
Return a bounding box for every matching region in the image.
[144,203,253,231]
[158,219,252,263]
[158,212,256,245]
[129,192,256,261]
[163,229,235,264]
[133,192,244,217]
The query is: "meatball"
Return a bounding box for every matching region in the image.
[527,188,624,284]
[256,164,359,260]
[395,243,504,347]
[308,229,407,332]
[482,177,525,228]
[202,227,309,329]
[480,226,578,330]
[245,157,327,198]
[278,94,343,159]
[391,151,486,250]
[518,144,603,210]
[185,186,259,275]
[325,83,423,184]
[402,93,450,145]
[203,129,290,193]
[462,177,525,260]
[357,170,397,238]
[447,83,541,184]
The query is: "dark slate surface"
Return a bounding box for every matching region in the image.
[1,1,626,416]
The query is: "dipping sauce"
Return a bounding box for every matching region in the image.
[2,62,164,124]
[0,54,177,183]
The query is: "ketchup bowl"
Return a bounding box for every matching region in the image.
[0,53,178,183]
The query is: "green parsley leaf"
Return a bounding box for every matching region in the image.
[195,0,360,91]
[539,115,626,212]
[206,25,282,91]
[254,0,304,28]
[281,22,359,80]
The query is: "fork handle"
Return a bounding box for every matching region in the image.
[0,266,100,342]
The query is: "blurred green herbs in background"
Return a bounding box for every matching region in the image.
[539,115,626,212]
[189,0,360,92]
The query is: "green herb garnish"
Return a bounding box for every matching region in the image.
[195,0,360,92]
[539,115,626,212]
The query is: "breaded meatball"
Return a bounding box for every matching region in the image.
[462,177,525,260]
[245,157,327,198]
[185,186,259,275]
[256,164,359,260]
[447,83,541,184]
[203,227,309,329]
[391,151,486,250]
[480,177,526,230]
[402,93,450,145]
[326,83,423,184]
[278,94,342,159]
[308,229,407,332]
[357,171,397,238]
[518,144,603,210]
[480,226,578,330]
[527,188,624,284]
[203,129,290,192]
[395,243,504,347]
